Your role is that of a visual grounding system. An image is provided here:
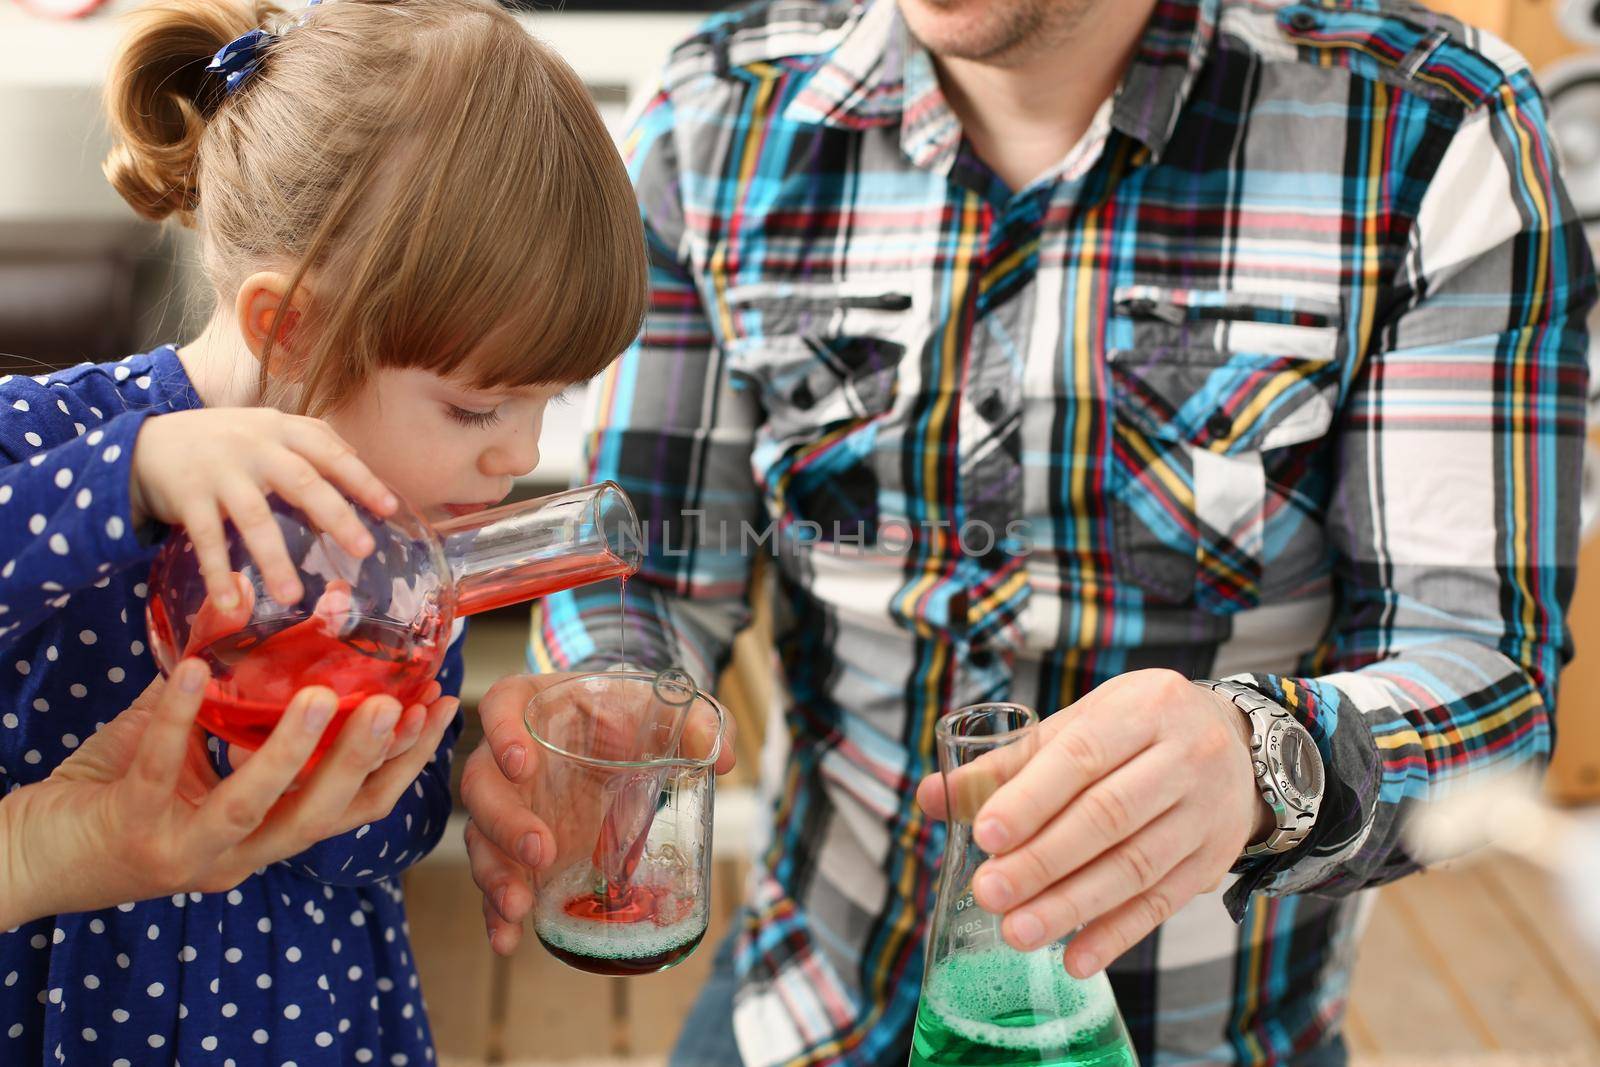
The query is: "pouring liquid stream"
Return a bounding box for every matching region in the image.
[569,662,696,924]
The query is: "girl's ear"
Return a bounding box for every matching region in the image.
[234,272,308,380]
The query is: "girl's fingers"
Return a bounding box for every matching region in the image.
[188,573,255,651]
[217,484,303,604]
[286,419,398,518]
[264,450,375,560]
[191,687,337,853]
[180,505,244,613]
[126,660,211,809]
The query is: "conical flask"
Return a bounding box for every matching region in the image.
[910,702,1139,1067]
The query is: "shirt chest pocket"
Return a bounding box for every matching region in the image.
[720,282,913,539]
[728,332,906,443]
[1107,286,1344,613]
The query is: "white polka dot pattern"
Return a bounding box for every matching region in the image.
[0,350,463,1064]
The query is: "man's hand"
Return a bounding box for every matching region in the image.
[460,672,737,955]
[916,669,1273,978]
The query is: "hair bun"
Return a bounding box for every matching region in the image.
[102,0,278,225]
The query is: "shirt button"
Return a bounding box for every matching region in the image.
[978,394,1006,421]
[1287,10,1317,32]
[1206,411,1234,439]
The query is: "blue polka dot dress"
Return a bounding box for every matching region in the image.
[0,347,467,1066]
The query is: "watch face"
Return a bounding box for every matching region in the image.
[1269,720,1323,812]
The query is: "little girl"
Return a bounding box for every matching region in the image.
[0,0,646,1062]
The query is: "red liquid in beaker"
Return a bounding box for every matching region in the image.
[563,882,694,926]
[538,886,705,976]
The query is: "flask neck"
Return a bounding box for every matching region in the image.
[936,702,1039,826]
[434,482,641,617]
[928,703,1041,942]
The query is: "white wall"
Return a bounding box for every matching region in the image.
[0,1,705,489]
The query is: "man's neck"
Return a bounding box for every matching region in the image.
[931,0,1158,193]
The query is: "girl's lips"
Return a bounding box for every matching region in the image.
[441,502,496,519]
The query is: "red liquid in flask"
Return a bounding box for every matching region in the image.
[538,882,705,977]
[452,546,627,616]
[197,620,435,752]
[149,546,632,754]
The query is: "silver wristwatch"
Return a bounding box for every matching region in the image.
[1196,679,1324,857]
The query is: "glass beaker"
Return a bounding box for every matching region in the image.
[525,669,725,977]
[910,703,1139,1067]
[146,481,640,751]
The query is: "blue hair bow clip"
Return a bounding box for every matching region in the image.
[206,2,322,96]
[206,28,273,96]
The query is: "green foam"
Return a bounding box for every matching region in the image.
[921,947,1117,1052]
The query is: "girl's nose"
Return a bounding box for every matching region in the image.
[481,434,540,480]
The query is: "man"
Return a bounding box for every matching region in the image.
[459,0,1594,1063]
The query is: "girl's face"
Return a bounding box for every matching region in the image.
[324,367,569,524]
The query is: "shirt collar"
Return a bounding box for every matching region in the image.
[783,0,906,131]
[1112,0,1220,162]
[784,0,1220,167]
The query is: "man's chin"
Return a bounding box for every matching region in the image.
[898,0,1087,65]
[901,7,1024,61]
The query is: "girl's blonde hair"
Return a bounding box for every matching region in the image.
[103,0,647,414]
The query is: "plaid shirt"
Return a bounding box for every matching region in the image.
[531,1,1595,1063]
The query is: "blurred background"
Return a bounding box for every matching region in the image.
[2,1,1599,1065]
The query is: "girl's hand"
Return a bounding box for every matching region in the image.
[130,409,398,609]
[0,660,457,928]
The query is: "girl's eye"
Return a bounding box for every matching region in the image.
[550,388,576,408]
[446,405,502,429]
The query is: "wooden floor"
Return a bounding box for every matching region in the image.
[406,854,1600,1066]
[1345,858,1600,1065]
